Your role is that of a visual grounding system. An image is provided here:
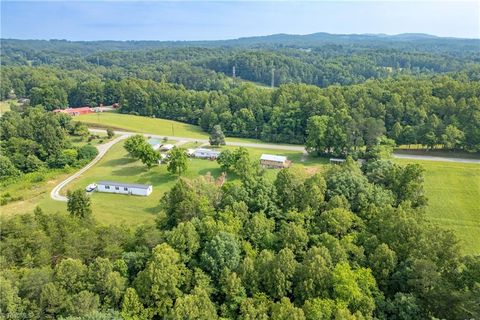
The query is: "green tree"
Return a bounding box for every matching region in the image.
[134,243,187,318]
[209,124,226,146]
[167,147,188,175]
[106,128,115,139]
[139,144,160,169]
[442,124,465,150]
[0,155,21,180]
[170,287,218,320]
[217,149,235,172]
[121,288,146,320]
[67,189,92,219]
[270,297,305,320]
[54,258,87,293]
[77,144,98,161]
[200,232,241,277]
[305,115,329,155]
[124,135,147,159]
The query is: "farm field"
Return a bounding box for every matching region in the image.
[395,159,480,254]
[77,113,284,144]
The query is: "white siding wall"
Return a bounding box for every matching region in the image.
[97,184,152,196]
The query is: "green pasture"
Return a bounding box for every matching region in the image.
[395,159,480,255]
[76,113,283,144]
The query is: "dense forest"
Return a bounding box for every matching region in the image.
[0,107,99,184]
[2,64,479,154]
[2,34,480,155]
[1,157,480,319]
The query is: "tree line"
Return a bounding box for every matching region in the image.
[2,65,479,154]
[1,157,479,319]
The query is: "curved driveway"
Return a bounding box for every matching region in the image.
[50,134,129,202]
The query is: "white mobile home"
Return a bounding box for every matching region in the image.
[192,148,221,159]
[97,181,153,196]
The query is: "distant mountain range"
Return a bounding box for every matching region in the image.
[2,32,479,55]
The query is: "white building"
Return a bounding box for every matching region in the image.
[192,148,221,159]
[97,181,153,196]
[260,154,291,169]
[148,138,161,151]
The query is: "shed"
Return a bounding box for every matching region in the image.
[329,158,346,165]
[260,154,291,169]
[192,148,221,159]
[97,181,153,196]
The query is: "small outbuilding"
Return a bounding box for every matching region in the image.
[329,158,346,165]
[192,148,221,159]
[97,181,153,196]
[260,154,291,169]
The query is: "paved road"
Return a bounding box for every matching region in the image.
[88,128,480,163]
[88,128,306,152]
[50,135,128,202]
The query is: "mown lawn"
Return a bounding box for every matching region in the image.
[57,142,327,225]
[78,113,209,140]
[76,112,284,144]
[395,159,480,255]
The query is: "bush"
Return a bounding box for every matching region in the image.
[77,144,99,161]
[0,156,21,180]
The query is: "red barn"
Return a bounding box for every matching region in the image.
[53,107,93,116]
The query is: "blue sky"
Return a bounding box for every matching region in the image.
[1,1,479,40]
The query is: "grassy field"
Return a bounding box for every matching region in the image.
[58,142,324,225]
[3,111,479,253]
[77,113,280,144]
[395,159,480,254]
[78,113,209,139]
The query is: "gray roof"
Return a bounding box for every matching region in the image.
[97,181,151,190]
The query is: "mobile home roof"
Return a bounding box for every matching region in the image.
[260,154,287,163]
[97,181,151,190]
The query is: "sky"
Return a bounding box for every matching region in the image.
[1,1,479,41]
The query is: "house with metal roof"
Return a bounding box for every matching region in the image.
[97,181,153,196]
[260,154,291,169]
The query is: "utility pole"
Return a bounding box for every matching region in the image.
[171,124,175,137]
